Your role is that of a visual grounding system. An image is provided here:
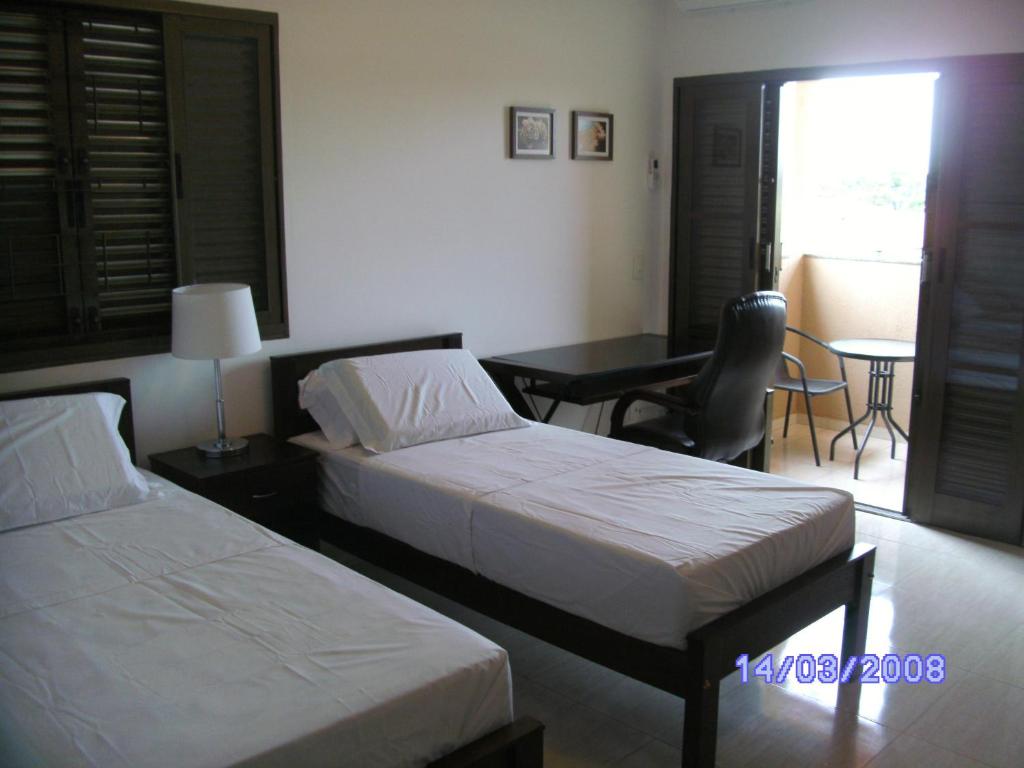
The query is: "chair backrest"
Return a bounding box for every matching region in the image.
[685,291,787,462]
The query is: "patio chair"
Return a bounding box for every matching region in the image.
[774,326,858,466]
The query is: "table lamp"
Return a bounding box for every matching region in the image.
[172,283,262,457]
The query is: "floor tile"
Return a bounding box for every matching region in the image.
[716,682,897,768]
[863,732,990,768]
[971,624,1024,689]
[613,738,682,767]
[907,672,1024,768]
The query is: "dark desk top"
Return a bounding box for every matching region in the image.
[482,334,710,381]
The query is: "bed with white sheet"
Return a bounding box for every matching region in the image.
[269,333,876,768]
[0,379,541,768]
[291,423,854,649]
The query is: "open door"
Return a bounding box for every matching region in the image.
[669,79,780,354]
[906,54,1024,544]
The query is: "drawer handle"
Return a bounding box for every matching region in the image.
[251,491,279,500]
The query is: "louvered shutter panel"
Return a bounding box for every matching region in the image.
[670,81,769,352]
[906,56,1024,544]
[66,9,176,335]
[165,15,283,329]
[0,9,80,347]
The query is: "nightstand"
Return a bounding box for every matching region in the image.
[149,434,320,549]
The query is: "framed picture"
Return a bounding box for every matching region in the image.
[712,125,742,167]
[509,106,554,159]
[572,111,613,161]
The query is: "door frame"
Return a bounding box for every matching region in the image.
[669,53,1022,517]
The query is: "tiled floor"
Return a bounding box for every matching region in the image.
[323,509,1024,767]
[771,419,909,512]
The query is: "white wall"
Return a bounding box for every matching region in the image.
[0,0,664,460]
[648,0,1024,332]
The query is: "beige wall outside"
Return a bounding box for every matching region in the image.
[777,255,919,429]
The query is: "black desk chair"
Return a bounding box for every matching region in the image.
[609,292,787,463]
[774,327,858,466]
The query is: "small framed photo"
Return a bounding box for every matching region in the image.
[572,110,613,161]
[509,106,554,159]
[712,125,742,167]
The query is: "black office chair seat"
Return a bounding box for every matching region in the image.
[611,391,698,452]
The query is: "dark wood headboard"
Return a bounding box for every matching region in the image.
[0,377,137,464]
[270,332,463,439]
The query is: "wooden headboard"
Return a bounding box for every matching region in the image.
[270,332,463,439]
[0,378,137,464]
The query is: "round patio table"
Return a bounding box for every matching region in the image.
[827,338,915,479]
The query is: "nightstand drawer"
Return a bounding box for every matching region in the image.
[240,461,318,542]
[148,434,321,549]
[245,461,316,501]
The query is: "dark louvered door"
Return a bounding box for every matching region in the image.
[906,55,1024,544]
[0,8,81,347]
[65,9,176,338]
[164,15,283,329]
[669,80,778,353]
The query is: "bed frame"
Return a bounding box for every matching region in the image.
[271,332,878,767]
[0,375,543,768]
[270,333,876,768]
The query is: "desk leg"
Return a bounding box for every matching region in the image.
[488,373,535,421]
[540,398,563,424]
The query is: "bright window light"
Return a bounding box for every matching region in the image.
[778,72,939,263]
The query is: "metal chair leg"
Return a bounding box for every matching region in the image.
[803,387,821,466]
[783,391,793,438]
[842,385,859,450]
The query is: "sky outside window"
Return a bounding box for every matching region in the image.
[778,72,939,263]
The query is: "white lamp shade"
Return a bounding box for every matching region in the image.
[171,283,262,360]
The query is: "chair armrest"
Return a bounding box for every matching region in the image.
[781,351,808,382]
[786,326,831,350]
[610,388,694,436]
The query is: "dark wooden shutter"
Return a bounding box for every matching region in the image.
[0,8,80,347]
[669,80,779,353]
[165,15,284,331]
[906,55,1024,544]
[65,8,176,336]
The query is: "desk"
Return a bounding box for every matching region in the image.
[828,338,915,479]
[480,334,712,424]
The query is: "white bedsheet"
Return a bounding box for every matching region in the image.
[293,424,855,649]
[0,472,512,768]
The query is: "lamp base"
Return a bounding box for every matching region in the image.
[196,437,249,458]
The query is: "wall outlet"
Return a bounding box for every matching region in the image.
[632,253,644,281]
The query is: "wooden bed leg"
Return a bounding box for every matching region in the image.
[839,547,874,710]
[841,548,874,665]
[681,675,720,768]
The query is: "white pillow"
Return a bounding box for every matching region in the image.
[0,392,150,532]
[298,370,359,447]
[318,348,529,453]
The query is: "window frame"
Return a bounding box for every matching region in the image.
[0,0,287,373]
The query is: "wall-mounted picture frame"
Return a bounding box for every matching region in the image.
[712,125,742,167]
[572,110,613,161]
[509,106,555,159]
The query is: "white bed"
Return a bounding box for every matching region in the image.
[291,423,855,650]
[0,471,513,767]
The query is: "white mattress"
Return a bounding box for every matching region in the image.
[0,472,512,768]
[293,424,855,650]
